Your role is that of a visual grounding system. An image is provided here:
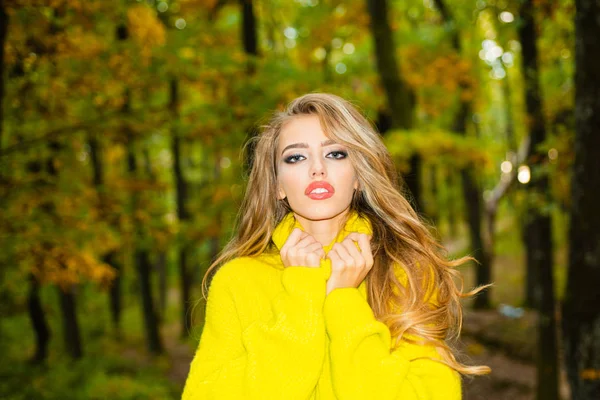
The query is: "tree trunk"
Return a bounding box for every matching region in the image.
[135,249,163,354]
[58,285,83,359]
[155,251,167,318]
[404,155,422,211]
[127,140,164,355]
[239,0,261,172]
[27,274,51,363]
[562,1,600,398]
[458,107,491,309]
[445,170,459,238]
[169,78,194,337]
[24,153,51,363]
[0,1,8,148]
[366,0,413,128]
[142,143,168,324]
[523,225,538,308]
[88,133,122,334]
[125,93,163,355]
[528,214,559,400]
[461,167,491,309]
[519,1,552,311]
[433,0,492,308]
[518,3,559,399]
[0,1,8,350]
[502,74,517,151]
[105,251,122,334]
[427,164,440,229]
[209,147,224,266]
[46,137,85,359]
[239,0,258,74]
[366,0,421,210]
[178,245,193,334]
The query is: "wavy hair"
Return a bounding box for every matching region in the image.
[201,92,490,376]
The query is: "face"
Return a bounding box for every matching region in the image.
[276,115,358,221]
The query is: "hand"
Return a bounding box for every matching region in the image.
[280,228,325,268]
[326,233,373,295]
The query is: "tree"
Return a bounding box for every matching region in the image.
[88,21,130,336]
[88,128,123,335]
[517,2,559,399]
[365,0,421,210]
[27,274,51,362]
[433,0,492,310]
[123,88,164,355]
[48,139,84,359]
[0,0,7,148]
[239,0,259,73]
[562,0,600,398]
[169,76,194,337]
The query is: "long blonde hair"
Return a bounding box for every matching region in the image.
[202,92,490,376]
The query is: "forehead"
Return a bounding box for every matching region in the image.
[278,115,328,147]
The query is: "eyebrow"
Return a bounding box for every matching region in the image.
[280,139,337,156]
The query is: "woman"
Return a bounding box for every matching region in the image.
[182,92,490,400]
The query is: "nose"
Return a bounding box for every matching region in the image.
[310,158,326,178]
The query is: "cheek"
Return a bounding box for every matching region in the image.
[338,165,358,192]
[278,167,292,188]
[278,165,306,194]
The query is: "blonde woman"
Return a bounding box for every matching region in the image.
[182,93,489,400]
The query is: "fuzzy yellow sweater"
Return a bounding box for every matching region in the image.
[182,212,462,399]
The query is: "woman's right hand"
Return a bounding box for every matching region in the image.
[280,228,325,268]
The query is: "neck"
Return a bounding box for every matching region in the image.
[294,207,351,247]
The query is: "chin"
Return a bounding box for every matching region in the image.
[291,202,351,222]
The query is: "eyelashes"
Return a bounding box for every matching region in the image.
[328,150,348,159]
[283,154,305,164]
[283,150,348,164]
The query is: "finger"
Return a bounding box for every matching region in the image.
[344,233,373,268]
[302,242,325,256]
[341,237,365,267]
[294,233,318,250]
[327,247,342,266]
[355,234,373,268]
[345,232,371,251]
[287,228,306,245]
[345,232,369,244]
[317,247,326,259]
[280,228,305,257]
[331,243,354,266]
[306,252,322,267]
[350,233,374,268]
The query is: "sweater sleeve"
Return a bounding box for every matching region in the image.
[323,287,462,400]
[182,259,328,400]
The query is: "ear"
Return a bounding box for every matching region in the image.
[353,177,359,191]
[278,186,287,200]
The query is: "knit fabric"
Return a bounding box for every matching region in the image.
[181,211,462,399]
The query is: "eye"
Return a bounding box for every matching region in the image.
[327,150,348,159]
[283,153,306,164]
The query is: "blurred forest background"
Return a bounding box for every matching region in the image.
[1,0,599,399]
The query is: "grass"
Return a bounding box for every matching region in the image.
[0,270,188,400]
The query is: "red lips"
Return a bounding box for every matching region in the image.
[305,181,335,200]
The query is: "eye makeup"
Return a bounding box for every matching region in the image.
[282,149,348,164]
[327,150,348,159]
[283,154,306,164]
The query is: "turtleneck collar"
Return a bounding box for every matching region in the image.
[271,210,373,252]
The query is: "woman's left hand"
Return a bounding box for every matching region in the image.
[326,233,373,295]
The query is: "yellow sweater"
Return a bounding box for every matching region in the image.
[182,212,462,399]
